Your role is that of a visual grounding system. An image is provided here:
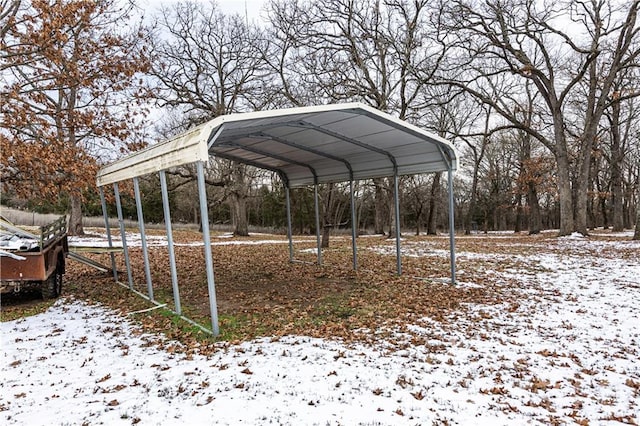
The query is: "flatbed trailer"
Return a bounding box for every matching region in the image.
[0,216,68,299]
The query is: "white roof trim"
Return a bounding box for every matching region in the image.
[97,121,214,187]
[97,103,457,188]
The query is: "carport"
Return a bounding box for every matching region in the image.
[96,103,458,335]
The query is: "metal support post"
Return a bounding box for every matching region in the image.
[99,187,118,281]
[314,183,322,265]
[350,179,357,271]
[113,182,134,288]
[159,170,181,315]
[285,185,294,262]
[196,161,219,336]
[394,172,402,275]
[133,177,154,300]
[448,168,456,285]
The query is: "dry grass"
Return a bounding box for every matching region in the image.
[0,206,124,228]
[0,206,285,234]
[1,207,63,227]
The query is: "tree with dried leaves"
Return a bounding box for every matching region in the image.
[0,0,20,43]
[1,0,151,235]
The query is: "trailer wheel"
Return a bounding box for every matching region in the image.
[42,265,63,299]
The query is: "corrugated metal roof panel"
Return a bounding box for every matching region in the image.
[97,103,457,188]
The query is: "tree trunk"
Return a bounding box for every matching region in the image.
[611,169,624,231]
[465,162,480,235]
[634,199,640,240]
[500,206,507,230]
[229,164,250,236]
[528,184,541,235]
[387,179,396,239]
[555,139,574,236]
[427,172,441,235]
[598,183,609,229]
[231,193,249,236]
[68,193,84,236]
[514,193,523,233]
[321,225,331,248]
[623,177,633,229]
[588,161,600,229]
[356,196,363,236]
[574,129,597,235]
[373,178,386,235]
[321,183,334,248]
[610,97,624,232]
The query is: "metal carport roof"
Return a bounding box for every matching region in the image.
[96,103,457,187]
[95,103,458,336]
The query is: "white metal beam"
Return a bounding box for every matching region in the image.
[96,122,213,187]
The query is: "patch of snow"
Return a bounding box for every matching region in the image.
[560,231,587,240]
[454,280,483,289]
[69,233,318,249]
[298,248,318,254]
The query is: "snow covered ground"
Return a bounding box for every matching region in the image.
[67,231,318,248]
[2,234,639,425]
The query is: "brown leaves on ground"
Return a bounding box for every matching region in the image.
[11,230,626,354]
[60,232,492,351]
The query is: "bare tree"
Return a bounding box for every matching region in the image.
[439,0,640,235]
[404,174,433,235]
[151,1,269,235]
[512,82,545,234]
[604,67,639,232]
[265,0,450,236]
[459,104,492,234]
[152,1,266,117]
